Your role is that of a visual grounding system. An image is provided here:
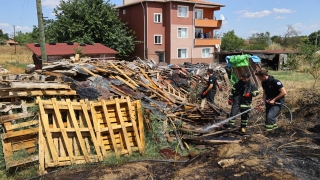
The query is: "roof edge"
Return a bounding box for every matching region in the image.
[115,0,225,9]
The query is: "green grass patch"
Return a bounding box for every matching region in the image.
[268,70,313,82]
[2,61,28,70]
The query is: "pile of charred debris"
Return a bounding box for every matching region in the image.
[0,58,246,170]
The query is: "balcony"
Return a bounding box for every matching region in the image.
[194,19,222,28]
[194,38,221,46]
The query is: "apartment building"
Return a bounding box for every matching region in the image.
[116,0,224,64]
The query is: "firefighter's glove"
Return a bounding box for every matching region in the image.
[244,92,251,98]
[202,91,207,96]
[228,99,232,105]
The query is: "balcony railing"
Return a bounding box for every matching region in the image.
[194,38,221,46]
[194,19,222,28]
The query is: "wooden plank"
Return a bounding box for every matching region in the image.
[115,98,132,154]
[2,128,38,139]
[101,99,119,154]
[52,111,59,159]
[6,155,39,168]
[10,82,71,89]
[52,98,76,163]
[81,66,97,77]
[80,100,103,161]
[114,76,137,90]
[40,98,129,110]
[66,99,90,162]
[90,101,106,156]
[39,115,46,175]
[136,100,145,152]
[109,62,139,87]
[125,97,143,153]
[11,139,37,151]
[0,113,33,124]
[4,120,38,131]
[1,136,12,167]
[37,96,59,166]
[137,81,171,103]
[0,89,77,97]
[138,67,158,88]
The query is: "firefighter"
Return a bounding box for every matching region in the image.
[255,70,287,131]
[227,73,259,133]
[201,69,223,104]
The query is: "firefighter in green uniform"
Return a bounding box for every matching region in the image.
[227,73,259,133]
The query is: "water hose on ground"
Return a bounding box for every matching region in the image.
[275,102,293,124]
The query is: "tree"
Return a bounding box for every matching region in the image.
[245,31,271,50]
[299,44,320,89]
[14,26,40,45]
[0,29,9,45]
[45,0,135,56]
[220,30,245,51]
[308,30,320,48]
[282,25,301,47]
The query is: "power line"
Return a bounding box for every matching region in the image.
[20,0,26,25]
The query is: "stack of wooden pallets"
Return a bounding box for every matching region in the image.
[0,96,144,174]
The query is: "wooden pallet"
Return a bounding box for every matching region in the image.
[1,112,39,169]
[36,96,144,173]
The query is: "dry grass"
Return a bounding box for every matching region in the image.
[0,45,33,74]
[215,70,315,111]
[265,43,284,50]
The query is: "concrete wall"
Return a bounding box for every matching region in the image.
[118,3,145,59]
[146,2,166,62]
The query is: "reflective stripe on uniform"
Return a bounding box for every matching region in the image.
[241,120,248,126]
[252,90,259,96]
[265,124,274,131]
[240,104,251,108]
[273,123,278,129]
[229,119,235,125]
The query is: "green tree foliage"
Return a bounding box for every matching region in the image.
[299,43,320,89]
[245,31,271,50]
[285,53,300,70]
[220,30,245,51]
[308,30,320,48]
[0,29,9,45]
[14,26,40,45]
[45,0,135,56]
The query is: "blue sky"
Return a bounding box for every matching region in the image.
[0,0,319,39]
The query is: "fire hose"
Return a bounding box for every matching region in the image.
[202,102,293,132]
[275,102,293,124]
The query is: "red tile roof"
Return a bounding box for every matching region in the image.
[26,43,118,56]
[116,0,225,8]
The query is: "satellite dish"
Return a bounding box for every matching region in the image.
[220,14,226,21]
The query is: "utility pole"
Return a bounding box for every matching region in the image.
[36,0,47,63]
[13,25,16,54]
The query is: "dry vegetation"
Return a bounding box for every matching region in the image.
[0,45,33,74]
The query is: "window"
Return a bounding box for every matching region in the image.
[123,10,126,14]
[154,35,162,44]
[154,13,162,23]
[178,48,188,58]
[178,5,188,17]
[178,28,188,38]
[202,48,211,58]
[195,9,203,19]
[116,11,119,16]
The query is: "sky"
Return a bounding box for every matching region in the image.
[0,0,319,39]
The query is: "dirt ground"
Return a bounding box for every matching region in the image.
[42,93,320,180]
